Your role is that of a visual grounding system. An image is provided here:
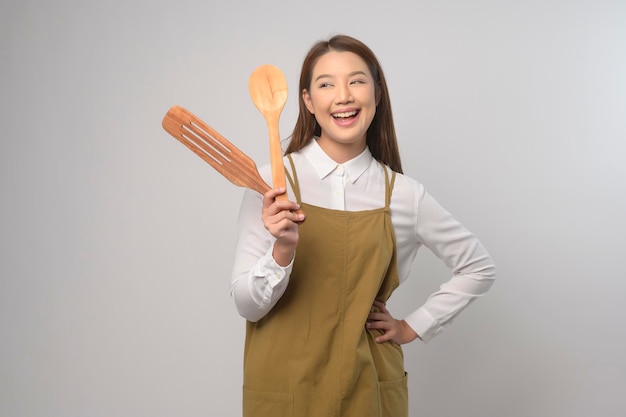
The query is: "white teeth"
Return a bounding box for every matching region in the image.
[333,111,358,118]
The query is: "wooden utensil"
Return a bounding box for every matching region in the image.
[248,65,289,201]
[162,105,270,195]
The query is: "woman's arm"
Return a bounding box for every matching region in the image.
[405,189,496,342]
[230,187,304,322]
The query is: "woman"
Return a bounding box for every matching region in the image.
[231,34,496,417]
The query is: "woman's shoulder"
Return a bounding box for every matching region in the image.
[378,163,425,196]
[365,163,425,214]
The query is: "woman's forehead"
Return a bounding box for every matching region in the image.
[312,51,371,77]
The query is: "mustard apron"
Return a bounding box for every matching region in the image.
[243,156,408,417]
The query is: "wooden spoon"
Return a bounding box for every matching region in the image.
[248,65,289,201]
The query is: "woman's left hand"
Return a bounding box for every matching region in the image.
[366,299,420,345]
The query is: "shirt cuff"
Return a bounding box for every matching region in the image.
[249,249,294,309]
[403,307,444,344]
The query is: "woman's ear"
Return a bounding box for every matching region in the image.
[302,89,315,114]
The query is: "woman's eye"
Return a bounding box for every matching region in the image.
[350,79,365,85]
[319,82,332,88]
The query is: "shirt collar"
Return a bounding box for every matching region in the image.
[301,138,374,184]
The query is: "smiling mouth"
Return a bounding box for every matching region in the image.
[332,110,359,120]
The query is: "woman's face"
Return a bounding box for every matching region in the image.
[303,51,378,162]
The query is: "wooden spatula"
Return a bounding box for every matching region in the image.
[162,105,270,195]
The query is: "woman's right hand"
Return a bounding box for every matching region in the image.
[262,187,305,266]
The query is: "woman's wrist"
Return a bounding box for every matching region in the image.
[272,243,296,267]
[399,320,420,344]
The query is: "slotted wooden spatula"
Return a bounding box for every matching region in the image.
[162,105,270,195]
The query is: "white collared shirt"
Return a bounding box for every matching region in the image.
[230,139,496,343]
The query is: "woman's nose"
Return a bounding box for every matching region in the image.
[335,84,353,104]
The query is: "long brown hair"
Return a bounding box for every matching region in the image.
[285,34,403,173]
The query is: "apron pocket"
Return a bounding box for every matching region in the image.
[243,387,294,417]
[379,373,408,417]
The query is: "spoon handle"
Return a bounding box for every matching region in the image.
[266,112,287,201]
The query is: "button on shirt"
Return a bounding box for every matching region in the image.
[330,164,347,209]
[230,139,496,343]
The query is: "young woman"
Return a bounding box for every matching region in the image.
[231,34,496,417]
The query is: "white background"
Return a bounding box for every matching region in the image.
[2,1,625,416]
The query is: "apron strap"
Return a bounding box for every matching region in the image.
[285,153,302,204]
[381,162,397,209]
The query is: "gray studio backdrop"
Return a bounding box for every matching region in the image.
[2,1,625,416]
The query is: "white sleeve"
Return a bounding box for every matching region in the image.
[230,188,293,322]
[404,188,496,343]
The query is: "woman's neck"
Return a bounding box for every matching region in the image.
[316,137,367,164]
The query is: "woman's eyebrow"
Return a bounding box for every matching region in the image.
[314,73,332,82]
[314,71,368,82]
